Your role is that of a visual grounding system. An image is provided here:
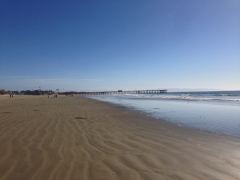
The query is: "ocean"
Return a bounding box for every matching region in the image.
[90,91,240,137]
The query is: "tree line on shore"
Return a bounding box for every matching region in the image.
[0,89,83,96]
[0,89,55,95]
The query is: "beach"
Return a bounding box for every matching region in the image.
[0,95,240,180]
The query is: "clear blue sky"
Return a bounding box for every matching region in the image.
[0,0,239,91]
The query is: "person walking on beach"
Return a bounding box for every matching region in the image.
[9,92,14,98]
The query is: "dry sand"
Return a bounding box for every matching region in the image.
[0,95,240,180]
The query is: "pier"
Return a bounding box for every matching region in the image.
[63,89,167,96]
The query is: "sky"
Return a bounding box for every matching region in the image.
[0,0,239,91]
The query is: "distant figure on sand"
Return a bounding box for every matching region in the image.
[9,92,14,98]
[48,93,58,99]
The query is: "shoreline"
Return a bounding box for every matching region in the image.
[88,96,240,140]
[0,95,240,179]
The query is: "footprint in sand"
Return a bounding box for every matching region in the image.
[75,116,87,120]
[2,112,11,114]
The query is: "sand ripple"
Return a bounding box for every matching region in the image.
[0,96,240,180]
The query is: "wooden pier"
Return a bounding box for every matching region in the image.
[71,89,167,96]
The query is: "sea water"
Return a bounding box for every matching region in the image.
[90,91,240,137]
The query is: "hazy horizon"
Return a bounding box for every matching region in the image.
[1,86,239,92]
[1,0,240,91]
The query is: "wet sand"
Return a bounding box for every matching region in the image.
[0,95,240,180]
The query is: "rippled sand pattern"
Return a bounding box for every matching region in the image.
[0,96,240,180]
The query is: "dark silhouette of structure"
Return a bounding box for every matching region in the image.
[60,89,167,96]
